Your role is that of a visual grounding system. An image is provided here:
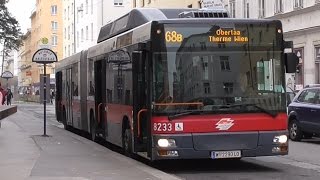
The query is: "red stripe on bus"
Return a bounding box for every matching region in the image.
[152,113,287,134]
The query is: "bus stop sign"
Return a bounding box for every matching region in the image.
[32,48,57,137]
[32,48,57,64]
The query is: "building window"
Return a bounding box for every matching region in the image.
[64,46,67,56]
[133,0,137,7]
[81,28,84,42]
[91,23,94,41]
[315,46,320,83]
[294,48,304,87]
[51,21,57,30]
[77,31,79,47]
[77,9,79,23]
[243,0,249,18]
[202,56,209,80]
[71,43,74,54]
[229,0,235,18]
[51,5,57,15]
[246,2,249,18]
[86,0,88,14]
[81,4,84,17]
[64,28,66,39]
[68,45,70,56]
[114,0,123,6]
[187,4,192,8]
[294,0,303,8]
[220,56,230,71]
[64,9,66,19]
[275,0,283,14]
[148,0,151,4]
[204,83,210,94]
[86,26,88,40]
[72,23,74,35]
[91,0,93,14]
[68,26,70,40]
[71,3,73,14]
[258,0,265,18]
[67,6,69,20]
[51,35,57,46]
[223,83,234,94]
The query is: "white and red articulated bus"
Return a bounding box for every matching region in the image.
[55,8,298,161]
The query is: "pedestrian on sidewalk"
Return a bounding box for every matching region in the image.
[6,88,13,105]
[50,90,55,104]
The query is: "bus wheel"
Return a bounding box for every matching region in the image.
[90,115,96,142]
[63,109,68,130]
[122,128,132,156]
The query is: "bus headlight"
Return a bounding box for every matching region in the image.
[273,135,288,144]
[157,139,176,147]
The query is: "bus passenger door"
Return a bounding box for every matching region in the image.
[66,68,73,126]
[55,72,63,122]
[94,60,106,137]
[132,50,151,156]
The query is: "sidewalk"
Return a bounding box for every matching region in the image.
[0,105,181,180]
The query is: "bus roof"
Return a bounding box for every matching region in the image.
[55,51,82,72]
[97,8,229,44]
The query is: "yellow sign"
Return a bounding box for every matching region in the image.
[165,31,183,43]
[209,29,248,43]
[41,37,49,44]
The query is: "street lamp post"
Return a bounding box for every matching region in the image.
[73,0,76,54]
[1,39,6,75]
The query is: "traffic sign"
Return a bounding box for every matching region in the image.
[32,48,57,64]
[201,0,224,9]
[31,48,57,137]
[1,71,13,79]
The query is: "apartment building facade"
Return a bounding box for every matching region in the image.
[63,0,132,58]
[18,30,32,88]
[224,0,320,89]
[17,0,63,97]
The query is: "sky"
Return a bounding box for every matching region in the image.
[7,0,36,34]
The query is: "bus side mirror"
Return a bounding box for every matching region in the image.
[285,53,299,73]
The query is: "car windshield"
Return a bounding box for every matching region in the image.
[152,23,286,115]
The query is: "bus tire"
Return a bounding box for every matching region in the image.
[90,114,96,142]
[122,128,132,156]
[63,108,68,130]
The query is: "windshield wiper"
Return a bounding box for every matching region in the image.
[228,103,277,117]
[167,104,277,120]
[168,110,202,121]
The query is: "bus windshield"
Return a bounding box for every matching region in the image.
[153,23,286,115]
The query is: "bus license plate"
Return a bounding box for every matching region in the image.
[211,150,241,159]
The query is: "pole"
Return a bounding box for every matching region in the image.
[74,0,76,54]
[101,0,104,26]
[43,64,47,136]
[1,40,5,75]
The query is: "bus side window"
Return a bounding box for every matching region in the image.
[89,81,94,96]
[107,89,112,103]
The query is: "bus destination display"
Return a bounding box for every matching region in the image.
[209,29,248,43]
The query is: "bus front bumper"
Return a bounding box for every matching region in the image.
[151,131,288,160]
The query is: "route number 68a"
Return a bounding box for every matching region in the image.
[165,31,183,43]
[153,123,173,132]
